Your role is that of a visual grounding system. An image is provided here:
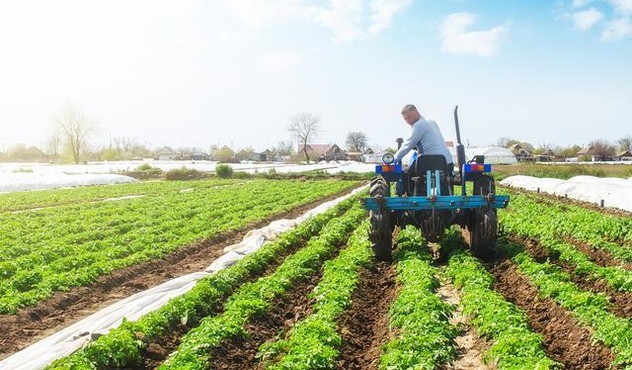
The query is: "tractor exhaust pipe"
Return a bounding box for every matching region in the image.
[454,106,466,174]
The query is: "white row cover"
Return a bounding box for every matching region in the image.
[0,173,136,193]
[0,161,376,193]
[0,187,363,370]
[500,175,632,212]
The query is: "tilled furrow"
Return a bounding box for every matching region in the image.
[490,259,615,369]
[519,236,632,318]
[437,282,490,370]
[337,262,398,370]
[209,271,322,370]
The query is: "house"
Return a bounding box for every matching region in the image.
[190,152,210,161]
[22,146,48,162]
[576,146,608,161]
[323,144,347,161]
[156,146,180,160]
[615,150,632,161]
[297,144,330,161]
[252,149,273,162]
[509,143,533,162]
[535,149,556,162]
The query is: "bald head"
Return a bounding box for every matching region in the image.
[401,104,421,126]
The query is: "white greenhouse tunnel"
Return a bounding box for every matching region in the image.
[500,175,632,213]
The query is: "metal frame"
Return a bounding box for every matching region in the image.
[361,194,509,211]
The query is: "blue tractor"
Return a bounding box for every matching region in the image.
[361,106,510,261]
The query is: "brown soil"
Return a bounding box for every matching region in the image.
[0,187,357,360]
[207,271,323,370]
[518,236,632,318]
[336,262,398,370]
[564,236,632,271]
[438,281,492,370]
[490,259,615,369]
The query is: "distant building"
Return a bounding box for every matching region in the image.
[576,145,610,161]
[22,146,48,162]
[535,149,556,162]
[190,152,210,161]
[156,146,180,160]
[297,143,348,161]
[251,149,273,162]
[615,150,632,161]
[509,143,533,162]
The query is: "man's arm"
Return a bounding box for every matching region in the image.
[393,122,424,163]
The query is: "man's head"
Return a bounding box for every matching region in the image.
[401,104,421,126]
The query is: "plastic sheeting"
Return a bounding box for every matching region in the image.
[0,173,137,193]
[0,187,363,370]
[500,175,632,212]
[465,146,518,164]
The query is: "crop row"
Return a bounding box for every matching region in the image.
[498,238,632,367]
[0,178,240,212]
[442,231,558,369]
[379,227,457,369]
[257,220,373,369]
[501,190,632,262]
[160,204,367,369]
[0,179,356,313]
[47,194,361,369]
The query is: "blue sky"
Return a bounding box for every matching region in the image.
[0,0,630,153]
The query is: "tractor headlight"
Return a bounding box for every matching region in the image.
[382,152,395,164]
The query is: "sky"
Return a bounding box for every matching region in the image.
[1,0,631,153]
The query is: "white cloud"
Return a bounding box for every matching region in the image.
[572,0,592,8]
[368,0,413,35]
[219,0,411,42]
[606,0,632,15]
[571,8,604,29]
[601,17,632,39]
[262,51,302,73]
[219,0,309,30]
[310,0,365,42]
[440,13,507,57]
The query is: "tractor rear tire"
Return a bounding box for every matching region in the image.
[369,176,393,262]
[469,175,497,260]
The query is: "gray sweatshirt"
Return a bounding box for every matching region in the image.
[393,116,453,164]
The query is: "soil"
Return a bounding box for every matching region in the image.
[437,281,491,370]
[564,236,632,271]
[207,271,323,370]
[518,236,632,318]
[0,187,357,360]
[336,262,398,370]
[490,259,615,370]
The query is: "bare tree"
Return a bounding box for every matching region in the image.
[345,131,368,152]
[275,141,294,156]
[616,136,632,152]
[496,137,513,148]
[589,139,616,160]
[288,112,320,163]
[54,103,97,164]
[43,134,62,162]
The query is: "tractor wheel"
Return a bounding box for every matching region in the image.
[370,212,393,262]
[469,175,497,260]
[369,176,393,262]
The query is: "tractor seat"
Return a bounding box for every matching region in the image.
[405,155,453,196]
[412,155,450,173]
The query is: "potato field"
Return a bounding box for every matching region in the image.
[1,178,631,369]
